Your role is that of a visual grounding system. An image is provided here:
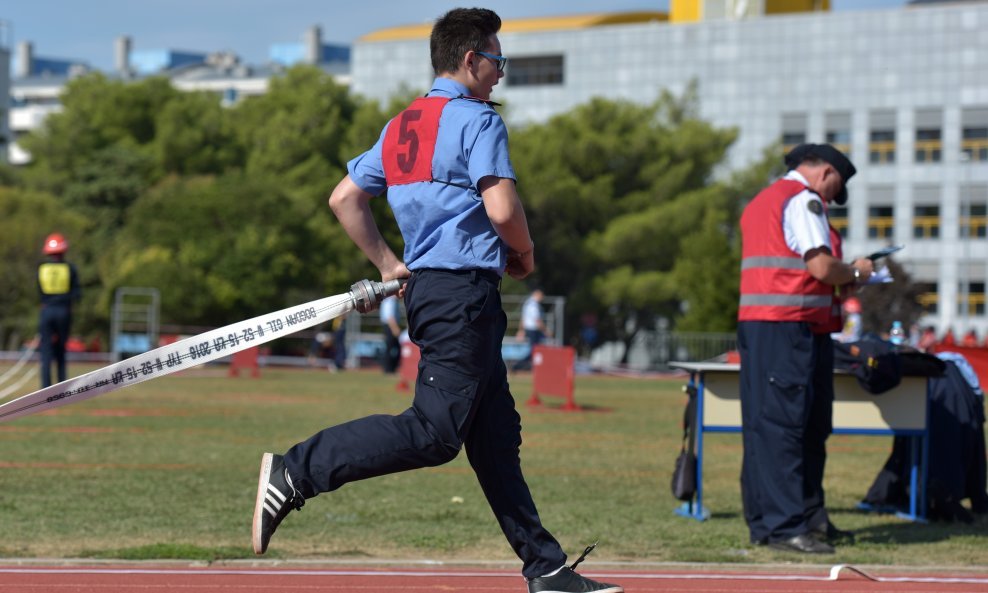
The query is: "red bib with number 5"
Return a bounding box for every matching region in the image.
[382,97,451,187]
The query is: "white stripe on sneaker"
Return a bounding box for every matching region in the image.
[267,483,287,502]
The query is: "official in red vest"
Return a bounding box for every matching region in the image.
[737,144,872,554]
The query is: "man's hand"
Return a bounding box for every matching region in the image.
[381,263,411,298]
[505,248,534,280]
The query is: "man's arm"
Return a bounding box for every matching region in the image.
[805,248,874,286]
[478,176,535,280]
[328,175,409,283]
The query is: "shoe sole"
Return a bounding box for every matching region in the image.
[251,452,274,555]
[539,587,624,593]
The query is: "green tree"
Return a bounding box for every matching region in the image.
[18,74,175,195]
[102,174,326,325]
[512,86,742,356]
[235,65,356,188]
[153,91,244,175]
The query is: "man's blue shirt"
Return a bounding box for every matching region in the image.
[347,78,515,273]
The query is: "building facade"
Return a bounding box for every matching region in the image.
[350,1,988,336]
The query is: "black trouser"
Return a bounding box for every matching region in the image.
[381,327,400,373]
[738,321,833,543]
[284,269,566,578]
[39,304,71,388]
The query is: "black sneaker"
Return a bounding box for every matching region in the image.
[527,542,623,593]
[252,452,304,554]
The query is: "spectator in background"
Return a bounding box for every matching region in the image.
[308,331,334,367]
[37,233,81,388]
[512,288,550,371]
[331,314,348,371]
[835,297,862,343]
[962,329,978,348]
[578,311,599,358]
[918,326,938,352]
[379,295,401,373]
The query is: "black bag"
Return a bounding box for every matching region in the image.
[671,385,698,501]
[832,336,903,394]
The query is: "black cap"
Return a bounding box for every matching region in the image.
[784,143,856,205]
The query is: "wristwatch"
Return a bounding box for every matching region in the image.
[853,267,861,282]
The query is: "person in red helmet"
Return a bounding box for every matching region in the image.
[37,233,82,387]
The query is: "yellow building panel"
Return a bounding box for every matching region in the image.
[766,0,831,14]
[670,0,702,23]
[360,11,668,42]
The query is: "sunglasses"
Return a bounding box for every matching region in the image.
[476,51,508,73]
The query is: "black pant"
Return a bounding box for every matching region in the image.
[284,269,566,578]
[381,327,400,373]
[738,321,833,543]
[39,304,71,388]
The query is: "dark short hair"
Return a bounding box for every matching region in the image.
[431,8,501,75]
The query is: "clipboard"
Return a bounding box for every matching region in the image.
[867,245,904,261]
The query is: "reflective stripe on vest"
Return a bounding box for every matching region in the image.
[739,294,833,308]
[740,256,807,271]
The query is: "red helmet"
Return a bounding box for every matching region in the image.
[843,297,861,314]
[42,233,69,255]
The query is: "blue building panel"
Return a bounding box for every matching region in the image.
[130,49,206,75]
[268,43,350,66]
[31,57,83,76]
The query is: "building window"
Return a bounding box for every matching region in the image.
[782,132,806,152]
[869,130,895,164]
[961,185,988,239]
[825,112,851,156]
[505,55,563,86]
[781,113,807,154]
[917,282,938,315]
[958,282,986,316]
[913,205,940,239]
[829,205,848,238]
[961,107,988,162]
[868,205,894,239]
[915,128,942,163]
[963,126,988,162]
[825,130,851,156]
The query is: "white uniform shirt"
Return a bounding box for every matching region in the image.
[520,297,543,331]
[782,170,832,257]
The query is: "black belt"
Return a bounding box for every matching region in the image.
[415,268,502,285]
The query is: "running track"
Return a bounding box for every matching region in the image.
[1,563,987,593]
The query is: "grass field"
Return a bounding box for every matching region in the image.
[0,363,985,567]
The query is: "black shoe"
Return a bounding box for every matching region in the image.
[252,452,304,554]
[527,567,623,593]
[811,521,855,543]
[750,536,768,546]
[768,533,835,554]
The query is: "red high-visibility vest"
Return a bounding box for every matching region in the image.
[738,178,832,325]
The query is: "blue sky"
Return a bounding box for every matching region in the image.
[4,1,910,72]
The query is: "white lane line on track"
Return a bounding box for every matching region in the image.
[0,565,986,584]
